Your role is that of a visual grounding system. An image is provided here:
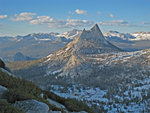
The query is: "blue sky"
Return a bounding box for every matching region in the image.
[0,0,150,36]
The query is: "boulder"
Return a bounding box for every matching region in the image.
[47,98,66,109]
[71,111,88,113]
[0,59,11,72]
[0,59,5,69]
[0,68,14,76]
[0,85,7,99]
[13,99,49,113]
[49,111,61,113]
[48,111,88,113]
[47,98,69,113]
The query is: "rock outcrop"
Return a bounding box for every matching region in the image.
[49,111,61,113]
[0,59,5,69]
[0,59,11,72]
[0,85,7,99]
[71,111,88,113]
[13,99,49,113]
[47,98,66,109]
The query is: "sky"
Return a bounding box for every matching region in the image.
[0,0,150,36]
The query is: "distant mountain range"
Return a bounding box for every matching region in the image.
[104,31,150,41]
[0,28,150,61]
[1,29,150,43]
[104,31,150,51]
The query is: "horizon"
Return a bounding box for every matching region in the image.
[1,24,149,37]
[0,0,150,36]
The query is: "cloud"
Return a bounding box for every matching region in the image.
[99,20,142,27]
[30,16,53,24]
[30,16,93,28]
[10,12,36,21]
[99,20,128,26]
[75,9,87,15]
[109,14,115,18]
[57,19,93,28]
[0,15,8,19]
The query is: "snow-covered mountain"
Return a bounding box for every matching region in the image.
[131,32,150,40]
[59,29,82,39]
[14,30,81,43]
[104,31,150,51]
[15,33,60,42]
[104,31,136,43]
[1,29,150,43]
[104,31,150,41]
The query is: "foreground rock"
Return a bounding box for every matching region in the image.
[47,99,88,113]
[71,111,87,113]
[0,85,7,99]
[49,111,61,113]
[47,98,66,109]
[47,98,68,112]
[13,99,49,113]
[49,111,88,113]
[0,59,5,69]
[0,59,11,73]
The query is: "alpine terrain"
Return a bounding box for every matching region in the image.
[0,59,94,113]
[7,24,150,112]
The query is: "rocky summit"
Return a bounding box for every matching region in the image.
[75,24,122,54]
[53,24,122,56]
[40,24,122,80]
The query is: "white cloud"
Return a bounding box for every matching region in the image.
[75,9,87,15]
[63,19,92,28]
[109,14,115,18]
[99,20,128,26]
[30,16,53,24]
[10,12,36,21]
[30,16,93,28]
[0,15,8,19]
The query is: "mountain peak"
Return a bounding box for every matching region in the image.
[71,24,123,54]
[79,24,106,44]
[91,24,100,31]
